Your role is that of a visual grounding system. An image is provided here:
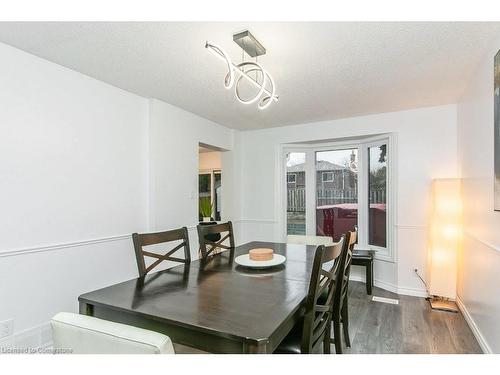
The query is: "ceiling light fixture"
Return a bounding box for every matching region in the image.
[206,30,278,110]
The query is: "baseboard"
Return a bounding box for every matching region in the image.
[396,285,428,298]
[0,321,52,350]
[456,296,492,354]
[372,278,399,294]
[349,275,427,298]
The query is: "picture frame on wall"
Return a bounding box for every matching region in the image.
[495,50,500,211]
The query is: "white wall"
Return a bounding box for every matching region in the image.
[235,105,458,296]
[457,36,500,354]
[0,44,235,346]
[0,43,149,250]
[148,99,234,261]
[0,42,148,343]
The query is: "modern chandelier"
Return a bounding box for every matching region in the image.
[206,30,278,110]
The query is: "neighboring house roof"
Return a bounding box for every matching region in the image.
[287,160,345,173]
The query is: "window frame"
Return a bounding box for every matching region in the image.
[199,169,222,222]
[198,172,212,199]
[213,170,222,221]
[322,171,334,182]
[366,140,389,251]
[280,133,395,262]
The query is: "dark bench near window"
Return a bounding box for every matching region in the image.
[351,250,375,295]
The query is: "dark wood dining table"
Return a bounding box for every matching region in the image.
[78,241,318,354]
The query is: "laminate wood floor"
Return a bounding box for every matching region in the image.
[174,281,482,354]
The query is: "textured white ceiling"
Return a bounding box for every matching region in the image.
[0,22,499,130]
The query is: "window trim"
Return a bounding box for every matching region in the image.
[213,170,222,221]
[363,138,393,261]
[280,133,396,263]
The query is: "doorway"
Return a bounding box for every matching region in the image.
[198,144,222,222]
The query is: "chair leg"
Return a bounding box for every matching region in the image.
[366,262,373,295]
[324,319,331,354]
[332,316,343,354]
[342,303,351,348]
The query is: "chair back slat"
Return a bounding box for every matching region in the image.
[333,228,357,317]
[197,221,235,261]
[300,237,344,354]
[132,227,191,277]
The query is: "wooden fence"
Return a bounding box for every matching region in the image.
[287,187,385,212]
[369,190,386,204]
[316,188,358,207]
[287,188,306,212]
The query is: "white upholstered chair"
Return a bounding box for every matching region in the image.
[51,312,175,354]
[287,235,336,246]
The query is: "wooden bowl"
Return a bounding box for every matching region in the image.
[249,248,274,261]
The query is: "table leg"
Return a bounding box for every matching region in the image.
[243,339,270,354]
[79,301,94,316]
[366,262,373,295]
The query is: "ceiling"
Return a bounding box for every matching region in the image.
[0,22,499,130]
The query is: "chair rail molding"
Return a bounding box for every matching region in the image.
[233,218,277,223]
[0,234,132,258]
[0,224,233,258]
[463,230,500,254]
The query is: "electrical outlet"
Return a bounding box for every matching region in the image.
[0,319,14,339]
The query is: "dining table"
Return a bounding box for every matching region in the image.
[78,241,319,354]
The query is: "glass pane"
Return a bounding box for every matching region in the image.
[199,174,211,220]
[315,149,358,242]
[286,152,306,235]
[368,144,387,247]
[214,172,222,221]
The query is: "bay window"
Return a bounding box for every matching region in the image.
[283,134,393,261]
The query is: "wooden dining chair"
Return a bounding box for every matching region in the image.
[331,229,356,353]
[274,237,345,354]
[132,227,191,277]
[197,221,235,261]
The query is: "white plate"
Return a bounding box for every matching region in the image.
[234,254,286,269]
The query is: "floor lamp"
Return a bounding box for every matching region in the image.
[427,178,461,312]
